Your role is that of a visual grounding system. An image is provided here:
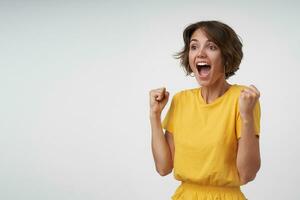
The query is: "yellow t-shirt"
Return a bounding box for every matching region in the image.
[162,84,260,187]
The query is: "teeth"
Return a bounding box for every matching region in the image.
[197,62,209,66]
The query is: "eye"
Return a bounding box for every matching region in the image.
[190,44,197,50]
[208,43,218,50]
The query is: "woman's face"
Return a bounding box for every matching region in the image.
[188,28,225,87]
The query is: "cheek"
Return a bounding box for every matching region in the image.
[215,59,223,68]
[188,53,194,66]
[211,54,223,68]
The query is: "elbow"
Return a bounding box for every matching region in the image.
[239,173,256,185]
[238,159,261,185]
[239,165,260,185]
[156,167,173,176]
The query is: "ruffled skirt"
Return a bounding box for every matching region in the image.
[171,182,246,200]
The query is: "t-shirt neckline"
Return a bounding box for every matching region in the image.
[197,84,236,106]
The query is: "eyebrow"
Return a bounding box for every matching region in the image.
[190,39,214,43]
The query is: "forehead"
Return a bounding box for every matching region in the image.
[190,28,212,43]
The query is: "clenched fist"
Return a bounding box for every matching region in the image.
[239,85,260,121]
[149,87,169,116]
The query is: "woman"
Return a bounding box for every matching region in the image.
[149,20,261,200]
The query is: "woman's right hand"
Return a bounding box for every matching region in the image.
[149,87,169,116]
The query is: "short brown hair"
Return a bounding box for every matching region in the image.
[175,20,243,79]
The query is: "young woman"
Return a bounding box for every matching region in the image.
[149,21,261,199]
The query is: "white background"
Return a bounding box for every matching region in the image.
[1,0,300,199]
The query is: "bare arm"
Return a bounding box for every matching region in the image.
[236,85,261,185]
[150,114,174,176]
[149,87,174,176]
[236,118,261,185]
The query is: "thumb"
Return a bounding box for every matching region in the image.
[165,91,170,98]
[162,91,170,102]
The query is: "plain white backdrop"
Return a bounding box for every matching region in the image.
[1,0,300,199]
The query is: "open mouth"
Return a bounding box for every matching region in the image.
[196,64,211,77]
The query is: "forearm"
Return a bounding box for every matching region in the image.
[150,113,173,176]
[236,117,261,184]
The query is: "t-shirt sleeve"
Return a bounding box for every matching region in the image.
[236,100,261,139]
[161,95,177,134]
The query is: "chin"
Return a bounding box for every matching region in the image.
[196,78,211,87]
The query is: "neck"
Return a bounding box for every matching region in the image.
[201,79,231,104]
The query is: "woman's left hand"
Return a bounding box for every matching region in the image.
[239,85,260,120]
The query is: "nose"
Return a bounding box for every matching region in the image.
[197,46,207,58]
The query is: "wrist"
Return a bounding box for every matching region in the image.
[241,116,254,124]
[150,111,161,119]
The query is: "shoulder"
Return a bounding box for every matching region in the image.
[232,83,248,90]
[173,88,198,100]
[229,84,248,95]
[227,84,260,103]
[169,88,199,107]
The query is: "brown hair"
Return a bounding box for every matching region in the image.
[174,20,243,79]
